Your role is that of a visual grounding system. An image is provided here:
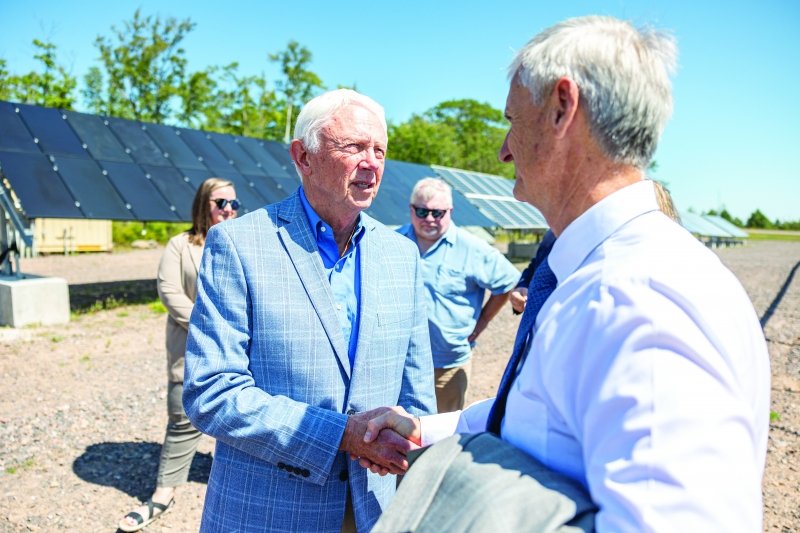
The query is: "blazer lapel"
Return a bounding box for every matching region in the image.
[352,219,379,379]
[276,194,352,377]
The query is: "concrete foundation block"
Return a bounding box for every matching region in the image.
[0,275,70,327]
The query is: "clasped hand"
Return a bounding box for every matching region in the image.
[339,406,422,476]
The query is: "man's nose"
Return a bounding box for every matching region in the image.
[498,132,513,163]
[360,147,381,170]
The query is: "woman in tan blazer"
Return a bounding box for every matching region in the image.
[120,178,238,532]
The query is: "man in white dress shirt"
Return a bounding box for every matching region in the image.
[364,15,771,531]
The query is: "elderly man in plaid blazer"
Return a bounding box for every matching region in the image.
[183,89,436,532]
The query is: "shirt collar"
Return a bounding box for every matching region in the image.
[298,186,364,251]
[548,180,660,282]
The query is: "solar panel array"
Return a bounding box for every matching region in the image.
[0,100,751,243]
[0,100,494,228]
[703,214,749,238]
[432,165,548,229]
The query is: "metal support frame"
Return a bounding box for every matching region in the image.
[0,180,33,277]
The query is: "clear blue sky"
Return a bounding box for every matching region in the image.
[2,0,798,222]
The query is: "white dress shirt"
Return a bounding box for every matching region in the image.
[420,180,770,532]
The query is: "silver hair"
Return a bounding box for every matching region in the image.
[292,89,387,178]
[509,15,678,168]
[410,177,453,207]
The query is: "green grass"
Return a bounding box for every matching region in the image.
[148,300,168,314]
[770,411,781,423]
[747,231,800,242]
[4,457,35,475]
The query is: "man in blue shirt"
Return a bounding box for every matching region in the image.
[397,178,520,413]
[183,89,436,533]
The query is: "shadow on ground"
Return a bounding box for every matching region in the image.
[69,279,157,312]
[72,442,212,499]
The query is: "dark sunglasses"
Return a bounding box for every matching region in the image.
[412,206,448,220]
[211,198,240,211]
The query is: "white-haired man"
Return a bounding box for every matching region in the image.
[183,89,436,532]
[365,16,770,531]
[398,177,519,413]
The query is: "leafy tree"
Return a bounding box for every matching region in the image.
[718,208,743,227]
[746,209,774,229]
[269,40,324,142]
[180,63,282,138]
[0,59,10,101]
[389,99,513,178]
[1,40,77,108]
[83,9,195,122]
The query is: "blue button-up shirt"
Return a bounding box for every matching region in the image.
[397,223,520,368]
[300,188,364,368]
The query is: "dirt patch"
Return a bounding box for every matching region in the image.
[1,241,798,531]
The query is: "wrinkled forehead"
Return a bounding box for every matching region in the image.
[323,103,387,142]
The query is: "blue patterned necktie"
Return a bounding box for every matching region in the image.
[486,257,558,435]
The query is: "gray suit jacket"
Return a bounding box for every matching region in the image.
[184,190,436,532]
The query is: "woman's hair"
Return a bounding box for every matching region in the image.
[188,177,235,245]
[652,180,681,223]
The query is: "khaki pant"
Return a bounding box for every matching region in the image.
[156,381,203,487]
[434,359,472,413]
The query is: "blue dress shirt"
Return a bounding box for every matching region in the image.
[299,188,363,368]
[397,223,519,368]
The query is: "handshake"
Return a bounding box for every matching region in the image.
[339,406,423,476]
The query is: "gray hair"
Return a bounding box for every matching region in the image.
[509,15,678,168]
[292,89,387,177]
[410,178,453,207]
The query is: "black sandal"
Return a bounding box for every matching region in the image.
[118,497,174,532]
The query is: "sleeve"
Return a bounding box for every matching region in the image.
[182,225,347,486]
[475,244,520,296]
[396,249,438,417]
[156,235,194,330]
[569,281,765,532]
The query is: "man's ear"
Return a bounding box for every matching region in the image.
[551,77,580,139]
[290,139,312,177]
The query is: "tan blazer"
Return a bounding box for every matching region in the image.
[157,232,203,382]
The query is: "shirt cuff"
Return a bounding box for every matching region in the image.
[420,411,461,447]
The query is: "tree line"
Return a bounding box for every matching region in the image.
[1,9,795,229]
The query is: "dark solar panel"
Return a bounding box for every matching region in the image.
[139,165,197,219]
[244,173,289,205]
[0,102,39,153]
[100,161,181,221]
[261,141,295,172]
[17,104,86,157]
[208,133,264,175]
[106,117,170,166]
[52,156,135,219]
[0,150,83,218]
[236,136,294,179]
[178,128,235,173]
[64,111,133,163]
[145,123,206,170]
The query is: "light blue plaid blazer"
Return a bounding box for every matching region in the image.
[184,190,436,532]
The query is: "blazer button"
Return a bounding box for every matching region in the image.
[346,408,356,415]
[339,470,348,481]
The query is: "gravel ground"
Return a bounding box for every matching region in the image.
[1,240,798,532]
